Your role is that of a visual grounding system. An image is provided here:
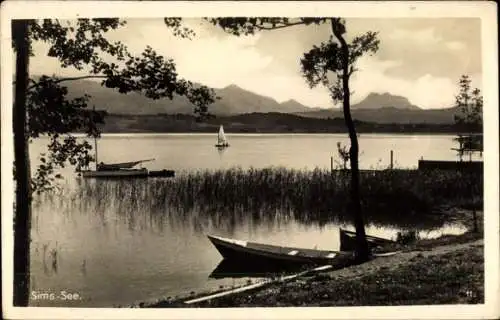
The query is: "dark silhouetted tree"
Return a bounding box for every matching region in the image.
[12,19,31,308]
[206,17,379,261]
[12,18,217,306]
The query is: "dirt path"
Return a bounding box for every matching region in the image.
[324,239,484,281]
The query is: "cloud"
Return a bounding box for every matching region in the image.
[350,56,479,108]
[168,34,275,88]
[389,27,469,54]
[446,41,466,51]
[28,18,482,110]
[389,28,441,46]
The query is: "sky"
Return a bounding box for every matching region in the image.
[29,18,482,109]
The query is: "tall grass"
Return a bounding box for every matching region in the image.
[68,167,482,230]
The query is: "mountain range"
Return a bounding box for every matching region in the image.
[55,78,458,124]
[63,79,316,115]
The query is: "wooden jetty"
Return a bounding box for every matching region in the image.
[79,168,175,178]
[148,169,175,178]
[418,160,483,173]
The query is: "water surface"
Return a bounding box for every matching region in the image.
[29,134,473,307]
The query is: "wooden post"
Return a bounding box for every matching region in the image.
[390,150,394,169]
[331,156,334,173]
[93,106,98,170]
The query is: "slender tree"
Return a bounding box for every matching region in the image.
[12,19,31,307]
[301,19,379,261]
[452,75,483,233]
[454,75,483,133]
[12,18,217,306]
[207,17,379,261]
[453,74,483,161]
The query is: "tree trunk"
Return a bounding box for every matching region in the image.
[13,19,31,307]
[331,19,370,262]
[472,208,478,232]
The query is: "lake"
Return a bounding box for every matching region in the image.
[28,133,474,307]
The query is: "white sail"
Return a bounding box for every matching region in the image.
[216,125,229,147]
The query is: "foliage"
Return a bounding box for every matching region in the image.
[453,75,483,132]
[19,18,218,192]
[336,142,350,169]
[452,75,483,161]
[300,28,379,102]
[207,17,325,36]
[207,17,379,103]
[27,76,104,138]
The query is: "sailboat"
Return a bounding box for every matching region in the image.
[78,121,151,178]
[96,159,154,171]
[215,125,230,148]
[79,139,151,178]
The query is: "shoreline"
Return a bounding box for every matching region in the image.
[37,132,466,138]
[134,210,483,308]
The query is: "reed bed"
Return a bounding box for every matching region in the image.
[66,167,482,230]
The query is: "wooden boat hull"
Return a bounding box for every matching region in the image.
[207,235,353,268]
[80,168,149,178]
[98,160,152,170]
[339,229,395,252]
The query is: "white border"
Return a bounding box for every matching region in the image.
[1,1,498,319]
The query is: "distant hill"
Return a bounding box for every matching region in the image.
[295,107,457,124]
[279,99,322,113]
[36,75,457,124]
[352,92,420,110]
[214,85,313,114]
[58,78,312,115]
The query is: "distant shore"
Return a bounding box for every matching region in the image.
[86,113,482,135]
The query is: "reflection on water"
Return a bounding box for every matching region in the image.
[209,259,306,280]
[30,180,469,307]
[27,134,478,307]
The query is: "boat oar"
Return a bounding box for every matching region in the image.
[184,264,332,305]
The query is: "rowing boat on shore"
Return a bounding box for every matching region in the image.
[207,235,354,268]
[339,228,395,252]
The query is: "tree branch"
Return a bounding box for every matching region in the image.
[27,75,108,90]
[256,21,306,31]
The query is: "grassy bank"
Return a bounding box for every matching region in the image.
[74,168,482,229]
[196,247,483,307]
[145,232,483,308]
